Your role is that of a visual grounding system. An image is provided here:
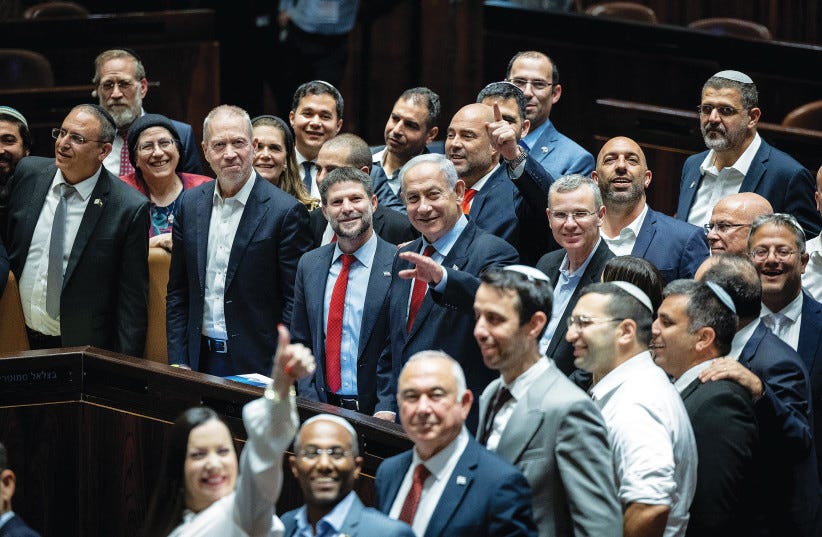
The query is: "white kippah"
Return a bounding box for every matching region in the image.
[0,106,27,127]
[503,264,550,282]
[611,281,654,312]
[712,70,754,84]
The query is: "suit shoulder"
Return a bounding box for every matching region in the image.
[535,249,564,271]
[473,226,519,256]
[360,507,416,535]
[648,208,704,237]
[760,140,806,172]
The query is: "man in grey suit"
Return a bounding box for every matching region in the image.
[473,265,621,537]
[282,414,414,537]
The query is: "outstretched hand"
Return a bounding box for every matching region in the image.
[486,103,520,162]
[398,251,444,285]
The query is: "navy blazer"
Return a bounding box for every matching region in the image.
[170,118,205,176]
[632,206,709,283]
[290,237,396,414]
[798,292,822,480]
[375,435,538,537]
[0,514,41,537]
[375,220,519,428]
[468,158,555,266]
[680,378,758,537]
[677,139,821,238]
[525,119,594,179]
[281,493,415,537]
[0,234,8,296]
[739,321,820,536]
[309,204,417,248]
[536,240,615,375]
[166,174,313,374]
[3,156,149,357]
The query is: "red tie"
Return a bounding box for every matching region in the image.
[118,133,135,176]
[461,188,477,214]
[407,245,435,332]
[398,463,430,525]
[325,254,355,393]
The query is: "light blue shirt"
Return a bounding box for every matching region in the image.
[0,512,14,530]
[539,238,601,354]
[280,0,361,35]
[324,233,378,396]
[294,490,357,537]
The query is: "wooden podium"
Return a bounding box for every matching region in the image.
[0,348,410,536]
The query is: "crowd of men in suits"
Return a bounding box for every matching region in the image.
[1,46,822,537]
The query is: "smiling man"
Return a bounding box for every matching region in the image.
[677,70,820,238]
[283,414,414,537]
[594,136,707,282]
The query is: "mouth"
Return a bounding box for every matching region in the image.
[201,474,228,488]
[387,137,403,147]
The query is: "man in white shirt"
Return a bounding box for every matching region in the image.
[374,351,537,537]
[801,164,822,301]
[567,281,697,537]
[677,70,820,238]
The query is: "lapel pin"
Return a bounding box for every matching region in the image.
[94,198,103,207]
[451,264,460,270]
[383,271,391,277]
[456,475,467,486]
[541,146,548,153]
[689,181,696,189]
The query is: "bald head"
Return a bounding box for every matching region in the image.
[445,103,498,187]
[707,192,773,255]
[815,165,822,215]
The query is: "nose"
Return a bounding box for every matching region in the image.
[565,324,579,342]
[706,226,719,241]
[707,107,722,122]
[473,317,488,340]
[308,113,321,126]
[204,451,222,470]
[650,318,661,338]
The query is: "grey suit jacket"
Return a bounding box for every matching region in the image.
[478,360,622,537]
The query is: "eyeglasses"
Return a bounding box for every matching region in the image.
[567,315,625,330]
[138,138,176,154]
[549,210,597,223]
[208,139,250,153]
[697,104,742,117]
[508,78,553,91]
[52,128,107,146]
[703,222,751,234]
[297,447,352,461]
[98,79,137,93]
[750,247,799,262]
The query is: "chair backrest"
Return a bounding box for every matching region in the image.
[0,272,30,354]
[0,48,54,89]
[585,1,657,23]
[688,17,772,40]
[781,100,822,131]
[22,1,89,19]
[145,247,171,364]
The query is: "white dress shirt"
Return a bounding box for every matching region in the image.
[19,169,100,335]
[802,234,822,302]
[760,292,803,351]
[602,203,648,256]
[202,174,255,340]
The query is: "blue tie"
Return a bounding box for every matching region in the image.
[302,160,314,192]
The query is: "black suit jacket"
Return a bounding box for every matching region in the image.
[0,234,8,296]
[166,174,313,374]
[289,236,396,414]
[376,220,519,429]
[0,514,41,537]
[309,204,417,248]
[535,240,615,375]
[4,156,149,356]
[680,377,758,537]
[797,292,822,480]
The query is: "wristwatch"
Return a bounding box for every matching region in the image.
[505,148,528,170]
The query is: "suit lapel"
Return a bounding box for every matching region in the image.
[225,178,270,291]
[532,122,559,164]
[468,167,504,219]
[798,291,822,372]
[679,377,701,401]
[309,248,335,379]
[359,239,394,356]
[393,238,421,343]
[426,439,478,537]
[739,322,766,367]
[63,170,110,286]
[477,378,501,439]
[339,494,366,536]
[195,183,214,289]
[495,366,555,463]
[739,142,769,193]
[631,207,657,258]
[21,168,55,258]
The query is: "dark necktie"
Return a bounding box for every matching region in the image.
[302,160,314,192]
[46,183,77,318]
[325,254,355,393]
[398,463,431,525]
[118,131,134,176]
[406,245,435,332]
[478,386,513,445]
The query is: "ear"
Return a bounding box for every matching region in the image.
[334,118,343,135]
[352,456,363,480]
[693,326,716,353]
[459,389,474,418]
[288,110,296,128]
[370,194,378,212]
[526,311,547,339]
[614,318,636,346]
[139,78,149,99]
[520,119,530,138]
[551,83,562,105]
[591,170,599,181]
[0,469,15,511]
[800,251,810,274]
[99,142,113,162]
[643,169,652,189]
[288,455,299,478]
[424,126,439,145]
[747,107,762,128]
[453,179,466,199]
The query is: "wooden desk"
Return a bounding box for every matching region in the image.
[0,348,410,537]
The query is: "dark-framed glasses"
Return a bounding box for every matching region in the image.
[749,247,799,262]
[567,315,625,330]
[697,104,742,117]
[507,77,553,91]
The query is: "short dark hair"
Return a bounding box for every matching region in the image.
[322,133,372,171]
[663,279,738,356]
[480,268,553,338]
[476,82,528,123]
[703,76,758,110]
[698,254,762,321]
[602,256,665,312]
[398,87,441,131]
[319,166,374,205]
[291,80,344,119]
[72,103,116,143]
[505,50,559,84]
[580,282,654,345]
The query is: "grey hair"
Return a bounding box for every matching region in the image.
[748,213,806,253]
[548,173,603,209]
[203,105,252,143]
[703,76,759,110]
[399,153,459,192]
[403,350,467,398]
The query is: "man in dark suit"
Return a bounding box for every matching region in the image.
[536,174,614,375]
[696,254,820,537]
[0,442,41,537]
[0,106,31,240]
[373,154,519,429]
[290,167,395,414]
[283,414,414,537]
[447,97,554,265]
[473,267,621,537]
[652,279,759,537]
[677,70,820,238]
[375,351,537,537]
[0,236,8,297]
[2,104,149,356]
[93,49,203,176]
[166,105,313,376]
[311,133,417,247]
[594,136,708,282]
[371,87,442,213]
